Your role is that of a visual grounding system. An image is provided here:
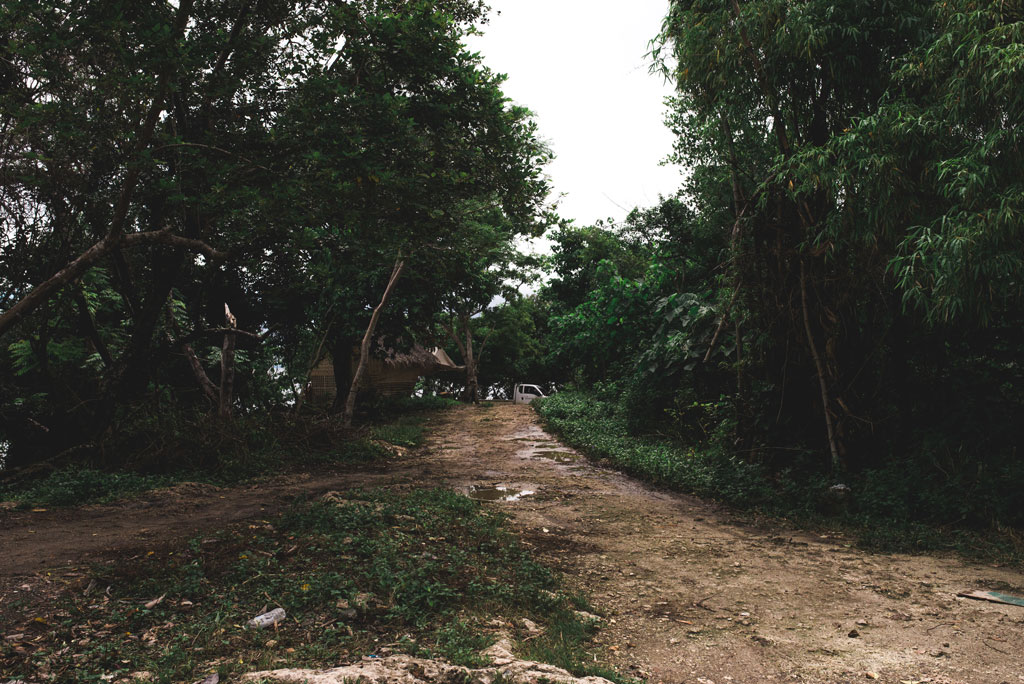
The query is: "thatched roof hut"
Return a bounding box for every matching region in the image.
[306,344,461,404]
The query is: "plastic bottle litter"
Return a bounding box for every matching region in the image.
[246,607,286,629]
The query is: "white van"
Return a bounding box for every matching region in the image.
[513,383,546,404]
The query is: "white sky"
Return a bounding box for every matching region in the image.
[466,0,684,228]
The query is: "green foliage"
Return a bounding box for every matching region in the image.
[463,294,554,400]
[0,469,172,508]
[520,0,1020,544]
[537,390,772,507]
[0,0,551,467]
[0,489,623,683]
[544,222,653,314]
[858,0,1024,324]
[537,389,1024,558]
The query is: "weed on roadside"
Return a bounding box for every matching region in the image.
[0,469,174,508]
[0,400,446,508]
[369,414,430,448]
[0,488,627,684]
[537,392,1024,567]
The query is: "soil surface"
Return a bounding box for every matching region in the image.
[3,403,1023,684]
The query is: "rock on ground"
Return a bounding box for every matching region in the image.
[241,640,612,684]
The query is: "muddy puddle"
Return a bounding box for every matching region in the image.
[532,450,578,464]
[466,485,535,502]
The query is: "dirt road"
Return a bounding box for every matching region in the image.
[2,403,1023,683]
[426,405,1024,684]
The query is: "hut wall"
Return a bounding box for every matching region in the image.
[305,355,425,404]
[307,357,337,403]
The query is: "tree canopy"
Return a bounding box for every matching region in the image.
[0,0,550,466]
[3,0,1022,534]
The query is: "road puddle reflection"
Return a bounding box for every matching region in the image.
[467,485,535,502]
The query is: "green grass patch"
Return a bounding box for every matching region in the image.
[369,413,430,448]
[0,489,622,679]
[0,468,174,508]
[523,608,624,683]
[0,488,624,683]
[0,398,451,508]
[536,391,1024,565]
[535,392,771,505]
[0,435,389,508]
[369,423,424,447]
[369,394,461,418]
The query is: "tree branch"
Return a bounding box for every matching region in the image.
[123,228,231,261]
[477,326,496,359]
[0,0,195,339]
[343,256,406,427]
[164,302,219,404]
[703,282,742,363]
[175,326,262,345]
[218,303,237,419]
[152,142,271,173]
[441,317,467,359]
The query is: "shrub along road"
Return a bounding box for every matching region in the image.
[2,403,1023,683]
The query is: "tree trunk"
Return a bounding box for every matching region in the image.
[735,319,745,420]
[463,314,478,403]
[218,303,237,419]
[90,249,185,444]
[165,302,219,405]
[800,260,842,475]
[342,257,405,428]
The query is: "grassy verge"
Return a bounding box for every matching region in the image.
[534,392,771,504]
[0,488,626,684]
[0,397,455,508]
[536,391,1024,564]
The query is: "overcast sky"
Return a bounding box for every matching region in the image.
[466,0,684,228]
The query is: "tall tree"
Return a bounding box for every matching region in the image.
[0,0,551,463]
[657,0,931,472]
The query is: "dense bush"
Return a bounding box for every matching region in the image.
[0,402,452,506]
[536,390,772,507]
[538,389,1024,541]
